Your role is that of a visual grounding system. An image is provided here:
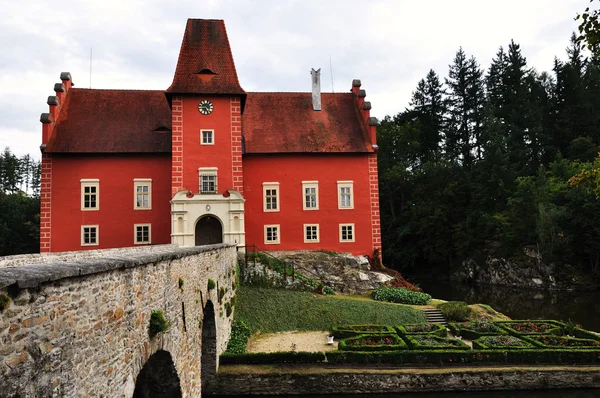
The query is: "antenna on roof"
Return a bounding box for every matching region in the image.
[89,47,92,89]
[329,54,334,93]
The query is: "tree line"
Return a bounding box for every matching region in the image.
[378,33,600,277]
[0,147,40,255]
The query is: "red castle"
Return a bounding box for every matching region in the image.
[39,19,381,257]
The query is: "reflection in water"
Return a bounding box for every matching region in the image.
[415,279,600,331]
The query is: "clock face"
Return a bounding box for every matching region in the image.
[198,100,214,115]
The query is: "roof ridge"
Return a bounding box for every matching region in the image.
[72,88,165,93]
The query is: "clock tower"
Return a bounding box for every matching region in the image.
[166,19,246,249]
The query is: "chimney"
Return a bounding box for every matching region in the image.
[311,68,321,111]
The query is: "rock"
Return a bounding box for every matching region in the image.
[358,272,370,281]
[532,278,543,285]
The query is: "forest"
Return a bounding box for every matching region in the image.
[378,32,600,278]
[0,148,41,256]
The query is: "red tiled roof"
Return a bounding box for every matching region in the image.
[242,92,373,153]
[166,19,245,97]
[45,89,171,153]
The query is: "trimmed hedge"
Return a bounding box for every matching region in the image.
[339,334,409,352]
[473,335,537,350]
[498,320,563,337]
[448,322,508,340]
[522,334,600,350]
[331,324,396,339]
[396,323,447,337]
[372,287,432,305]
[404,335,470,351]
[570,327,600,341]
[325,349,600,366]
[220,351,326,365]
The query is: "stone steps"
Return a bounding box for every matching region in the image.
[422,309,447,325]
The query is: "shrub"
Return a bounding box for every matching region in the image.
[372,287,431,305]
[338,334,408,352]
[525,335,600,349]
[225,319,252,354]
[178,278,184,290]
[570,326,600,341]
[448,319,507,340]
[0,292,10,312]
[220,351,326,365]
[331,324,396,339]
[149,310,170,337]
[208,279,216,290]
[396,323,447,337]
[404,335,470,350]
[473,335,536,350]
[437,301,473,321]
[500,321,562,336]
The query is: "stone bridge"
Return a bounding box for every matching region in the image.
[0,244,237,397]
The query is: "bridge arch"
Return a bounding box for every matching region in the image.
[133,350,182,398]
[201,300,218,391]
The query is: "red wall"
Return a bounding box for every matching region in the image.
[243,154,374,256]
[181,96,234,193]
[49,154,171,252]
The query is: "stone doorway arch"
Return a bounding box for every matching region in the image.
[195,215,223,246]
[133,350,182,398]
[201,300,217,393]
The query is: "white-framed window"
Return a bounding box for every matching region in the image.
[339,223,355,242]
[263,182,280,212]
[81,225,99,246]
[134,179,152,210]
[304,224,320,243]
[81,179,99,211]
[337,181,354,209]
[201,129,214,145]
[199,167,218,194]
[264,224,280,244]
[134,224,151,244]
[302,181,319,210]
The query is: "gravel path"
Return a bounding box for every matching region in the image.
[246,331,338,353]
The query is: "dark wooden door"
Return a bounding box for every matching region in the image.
[195,216,223,246]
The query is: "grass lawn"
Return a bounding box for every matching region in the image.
[235,286,426,333]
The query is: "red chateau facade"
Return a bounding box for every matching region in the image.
[39,19,382,257]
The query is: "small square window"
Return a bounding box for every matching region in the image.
[199,168,218,194]
[201,129,214,145]
[304,224,319,243]
[81,225,99,246]
[81,179,99,211]
[264,224,280,244]
[134,179,152,209]
[337,181,354,209]
[263,182,280,212]
[135,224,151,244]
[302,181,319,210]
[340,224,355,242]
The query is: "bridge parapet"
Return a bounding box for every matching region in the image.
[0,244,237,397]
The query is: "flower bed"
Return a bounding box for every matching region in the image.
[338,334,409,352]
[472,335,536,350]
[525,335,600,349]
[404,334,470,350]
[331,324,396,339]
[448,319,507,340]
[499,320,562,336]
[396,323,447,337]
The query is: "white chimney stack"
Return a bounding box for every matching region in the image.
[311,68,321,111]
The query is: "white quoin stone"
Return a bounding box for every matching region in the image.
[311,68,321,111]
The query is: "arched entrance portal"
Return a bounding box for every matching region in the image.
[195,216,223,246]
[133,350,182,398]
[201,300,217,393]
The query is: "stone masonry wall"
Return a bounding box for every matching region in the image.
[0,244,238,397]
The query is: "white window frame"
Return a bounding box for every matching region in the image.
[134,178,152,210]
[303,224,320,243]
[200,129,214,145]
[339,223,355,243]
[134,224,151,245]
[302,181,319,210]
[264,224,280,245]
[80,179,99,211]
[263,182,280,212]
[81,225,99,246]
[337,181,354,209]
[199,167,218,194]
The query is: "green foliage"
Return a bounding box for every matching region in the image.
[576,0,600,59]
[338,334,408,352]
[448,320,508,340]
[220,351,326,365]
[403,335,470,351]
[396,323,447,337]
[372,287,431,305]
[225,302,232,317]
[234,286,424,333]
[436,301,473,322]
[473,335,536,350]
[225,319,252,354]
[499,321,563,336]
[331,325,396,339]
[524,334,600,349]
[207,279,216,290]
[0,292,10,312]
[178,278,184,290]
[149,310,170,337]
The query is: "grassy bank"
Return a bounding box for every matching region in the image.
[234,286,425,333]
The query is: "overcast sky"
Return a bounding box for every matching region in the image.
[0,0,590,159]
